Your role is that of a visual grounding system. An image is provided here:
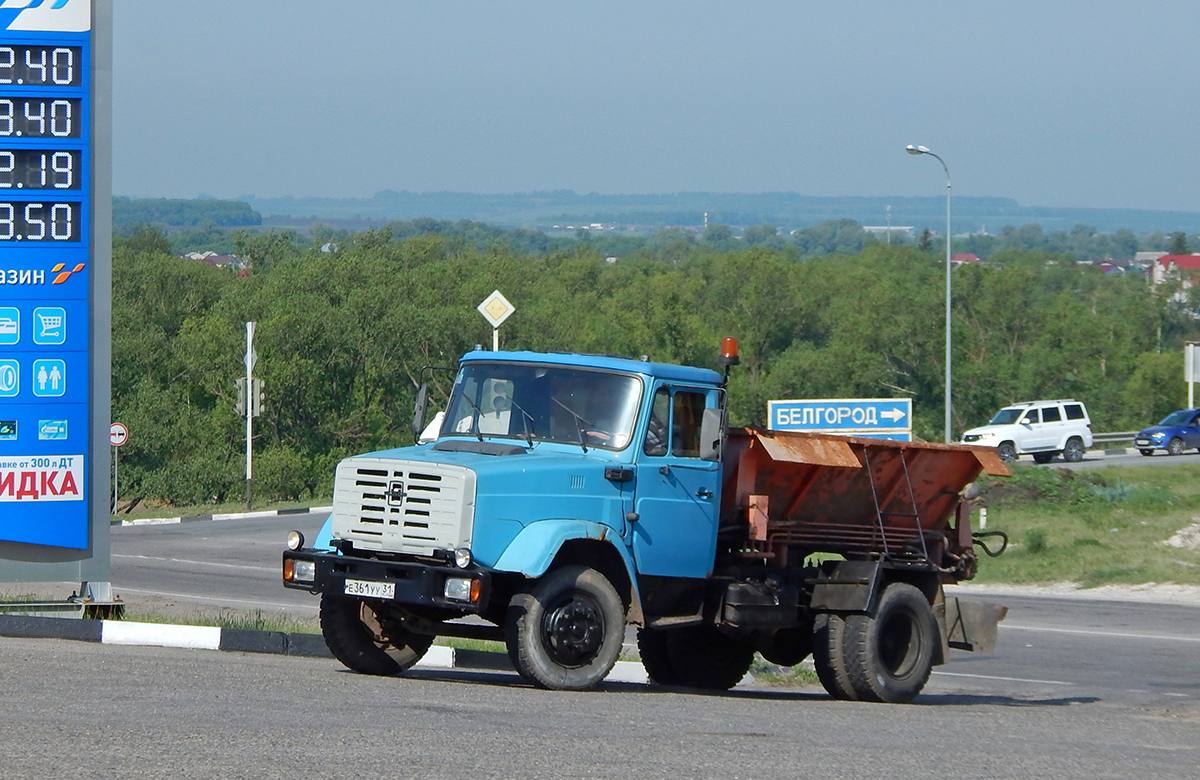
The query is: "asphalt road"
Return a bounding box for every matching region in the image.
[5,514,1196,777]
[107,513,329,621]
[3,630,1197,779]
[1030,447,1200,470]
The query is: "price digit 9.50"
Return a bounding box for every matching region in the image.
[0,201,79,241]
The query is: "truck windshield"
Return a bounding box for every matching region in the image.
[441,363,642,450]
[988,409,1022,425]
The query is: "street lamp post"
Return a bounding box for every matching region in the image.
[905,144,953,443]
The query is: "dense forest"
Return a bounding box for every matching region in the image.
[112,224,1200,508]
[111,196,1199,264]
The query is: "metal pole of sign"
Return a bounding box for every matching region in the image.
[112,444,117,516]
[493,328,499,352]
[1188,343,1197,408]
[245,322,256,510]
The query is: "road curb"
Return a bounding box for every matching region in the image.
[116,506,333,527]
[0,613,650,681]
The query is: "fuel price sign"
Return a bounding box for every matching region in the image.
[0,1,97,550]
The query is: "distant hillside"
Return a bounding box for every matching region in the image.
[113,196,261,229]
[241,191,1200,234]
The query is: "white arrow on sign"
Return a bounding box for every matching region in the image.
[880,408,906,423]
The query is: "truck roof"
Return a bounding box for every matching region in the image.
[459,349,723,385]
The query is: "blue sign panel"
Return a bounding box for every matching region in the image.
[0,1,91,549]
[768,397,914,441]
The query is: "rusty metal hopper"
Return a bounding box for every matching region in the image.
[722,428,1009,561]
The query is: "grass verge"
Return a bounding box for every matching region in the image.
[970,462,1200,587]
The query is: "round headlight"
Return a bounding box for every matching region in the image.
[286,530,305,551]
[454,547,473,569]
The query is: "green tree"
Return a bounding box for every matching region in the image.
[1169,231,1190,255]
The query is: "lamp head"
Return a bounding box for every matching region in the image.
[906,144,930,155]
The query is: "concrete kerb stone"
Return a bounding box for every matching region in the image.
[0,613,650,682]
[117,506,334,528]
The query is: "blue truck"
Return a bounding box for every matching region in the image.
[282,340,1009,702]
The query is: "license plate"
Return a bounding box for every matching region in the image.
[1135,439,1150,446]
[344,579,395,600]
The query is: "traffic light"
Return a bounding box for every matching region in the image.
[235,377,246,416]
[251,378,264,417]
[235,377,264,417]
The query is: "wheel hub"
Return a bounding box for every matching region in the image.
[542,597,604,666]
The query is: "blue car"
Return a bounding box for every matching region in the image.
[1134,409,1200,456]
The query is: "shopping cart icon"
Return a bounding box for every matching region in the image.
[33,307,65,345]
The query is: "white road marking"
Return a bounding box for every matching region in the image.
[113,554,275,573]
[1003,623,1200,643]
[932,670,1074,686]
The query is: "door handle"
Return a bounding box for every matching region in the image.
[695,488,714,499]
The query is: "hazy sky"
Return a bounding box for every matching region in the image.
[112,2,1200,212]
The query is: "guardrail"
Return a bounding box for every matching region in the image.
[1093,431,1136,444]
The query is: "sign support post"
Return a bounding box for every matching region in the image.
[1186,343,1199,409]
[245,321,255,510]
[108,421,126,515]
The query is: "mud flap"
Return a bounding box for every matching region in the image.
[944,596,1008,654]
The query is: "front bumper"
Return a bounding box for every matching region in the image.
[282,549,493,613]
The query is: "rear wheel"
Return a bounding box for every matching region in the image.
[843,583,937,703]
[319,594,433,676]
[663,626,755,690]
[1167,437,1185,456]
[636,627,680,686]
[812,612,856,700]
[996,442,1017,462]
[505,565,625,690]
[1062,437,1085,462]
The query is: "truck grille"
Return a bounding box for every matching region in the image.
[331,457,476,556]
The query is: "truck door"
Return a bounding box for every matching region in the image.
[630,384,721,578]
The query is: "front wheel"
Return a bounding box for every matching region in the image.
[505,565,625,690]
[996,442,1017,462]
[842,583,938,703]
[319,594,433,676]
[1139,448,1154,456]
[1062,437,1085,463]
[1167,437,1185,456]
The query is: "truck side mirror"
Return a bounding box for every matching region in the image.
[699,407,725,462]
[412,383,430,438]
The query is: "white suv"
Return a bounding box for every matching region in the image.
[961,400,1092,463]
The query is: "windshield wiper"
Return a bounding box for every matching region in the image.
[552,397,592,453]
[456,392,486,442]
[507,397,536,447]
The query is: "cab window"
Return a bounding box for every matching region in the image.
[642,387,707,459]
